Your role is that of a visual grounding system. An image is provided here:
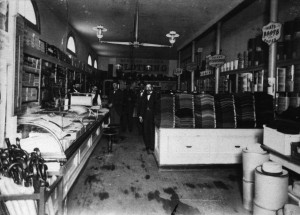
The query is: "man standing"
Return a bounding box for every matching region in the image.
[139,83,156,154]
[108,81,123,124]
[136,82,145,135]
[121,82,136,132]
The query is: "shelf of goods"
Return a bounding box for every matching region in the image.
[22,54,41,103]
[153,92,275,167]
[16,107,109,211]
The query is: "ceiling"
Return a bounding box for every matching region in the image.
[40,0,245,60]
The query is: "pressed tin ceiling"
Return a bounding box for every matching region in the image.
[39,0,245,60]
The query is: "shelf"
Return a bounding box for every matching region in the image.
[220,65,265,76]
[24,45,80,72]
[261,145,300,174]
[22,85,39,88]
[277,58,300,67]
[218,58,300,77]
[23,65,40,74]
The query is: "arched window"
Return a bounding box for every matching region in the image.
[88,55,92,66]
[94,60,98,69]
[67,35,76,55]
[18,0,40,32]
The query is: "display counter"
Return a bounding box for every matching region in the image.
[17,107,109,207]
[154,127,263,168]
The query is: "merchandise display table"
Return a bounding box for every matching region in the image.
[155,127,263,168]
[17,109,110,213]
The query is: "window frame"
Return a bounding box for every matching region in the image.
[66,32,77,57]
[18,0,41,33]
[93,59,98,69]
[88,55,92,67]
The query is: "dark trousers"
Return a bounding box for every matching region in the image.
[137,118,143,135]
[143,110,155,150]
[121,110,134,132]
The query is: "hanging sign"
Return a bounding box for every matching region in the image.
[186,62,197,72]
[208,54,226,68]
[200,70,213,77]
[262,22,282,45]
[173,68,183,76]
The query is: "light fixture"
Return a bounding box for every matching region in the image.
[93,25,107,41]
[115,64,122,70]
[146,65,151,71]
[166,31,180,46]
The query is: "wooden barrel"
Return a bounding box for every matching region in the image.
[243,178,254,211]
[242,147,269,182]
[254,166,288,212]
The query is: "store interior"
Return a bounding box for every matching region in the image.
[1,0,300,214]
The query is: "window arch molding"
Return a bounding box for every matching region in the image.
[18,0,40,33]
[88,55,92,66]
[67,32,77,56]
[94,60,98,69]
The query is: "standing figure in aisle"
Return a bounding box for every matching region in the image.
[136,82,145,135]
[108,81,123,124]
[139,83,156,154]
[122,82,136,132]
[90,85,102,106]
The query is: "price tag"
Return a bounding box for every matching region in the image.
[262,22,282,45]
[208,55,226,68]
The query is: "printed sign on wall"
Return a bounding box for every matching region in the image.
[208,55,226,68]
[262,22,282,45]
[173,68,183,76]
[116,58,169,73]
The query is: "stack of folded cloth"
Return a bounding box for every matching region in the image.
[155,94,175,128]
[194,93,215,128]
[254,92,274,128]
[175,94,195,128]
[214,94,236,128]
[234,93,256,128]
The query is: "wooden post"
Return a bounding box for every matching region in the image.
[191,41,195,92]
[268,0,278,96]
[0,0,9,146]
[5,0,18,143]
[215,22,221,94]
[177,51,181,91]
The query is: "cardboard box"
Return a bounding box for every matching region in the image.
[263,125,300,156]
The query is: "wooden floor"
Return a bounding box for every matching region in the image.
[67,126,251,215]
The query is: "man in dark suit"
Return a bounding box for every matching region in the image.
[139,83,156,154]
[108,81,123,124]
[136,82,145,135]
[121,82,136,132]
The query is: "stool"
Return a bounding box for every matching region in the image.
[108,124,121,143]
[103,128,117,153]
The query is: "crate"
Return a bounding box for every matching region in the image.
[263,126,300,156]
